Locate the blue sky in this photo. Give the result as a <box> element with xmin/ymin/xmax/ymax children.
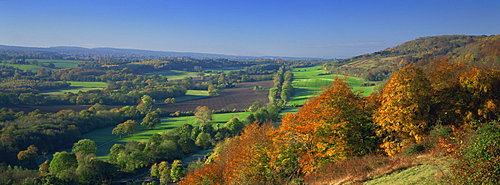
<box><xmin>1</xmin><ymin>0</ymin><xmax>499</xmax><ymax>58</ymax></box>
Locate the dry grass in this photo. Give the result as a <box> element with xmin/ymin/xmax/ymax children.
<box><xmin>304</xmin><ymin>150</ymin><xmax>452</xmax><ymax>185</ymax></box>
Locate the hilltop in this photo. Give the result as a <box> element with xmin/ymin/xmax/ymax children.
<box><xmin>324</xmin><ymin>35</ymin><xmax>499</xmax><ymax>81</ymax></box>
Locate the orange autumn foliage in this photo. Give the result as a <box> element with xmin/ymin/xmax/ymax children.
<box><xmin>457</xmin><ymin>67</ymin><xmax>500</xmax><ymax>123</ymax></box>
<box><xmin>279</xmin><ymin>77</ymin><xmax>376</xmax><ymax>173</ymax></box>
<box><xmin>181</xmin><ymin>123</ymin><xmax>276</xmax><ymax>185</ymax></box>
<box><xmin>182</xmin><ymin>77</ymin><xmax>379</xmax><ymax>184</ymax></box>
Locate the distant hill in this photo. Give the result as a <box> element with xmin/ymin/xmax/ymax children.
<box><xmin>324</xmin><ymin>35</ymin><xmax>499</xmax><ymax>81</ymax></box>
<box><xmin>0</xmin><ymin>45</ymin><xmax>318</xmax><ymax>60</ymax></box>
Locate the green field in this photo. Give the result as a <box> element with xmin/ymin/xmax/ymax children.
<box><xmin>28</xmin><ymin>59</ymin><xmax>82</xmax><ymax>69</ymax></box>
<box><xmin>171</xmin><ymin>90</ymin><xmax>211</xmax><ymax>103</ymax></box>
<box><xmin>0</xmin><ymin>60</ymin><xmax>81</xmax><ymax>72</ymax></box>
<box><xmin>204</xmin><ymin>67</ymin><xmax>246</xmax><ymax>71</ymax></box>
<box><xmin>0</xmin><ymin>63</ymin><xmax>43</xmax><ymax>72</ymax></box>
<box><xmin>287</xmin><ymin>66</ymin><xmax>375</xmax><ymax>106</ymax></box>
<box><xmin>279</xmin><ymin>107</ymin><xmax>299</xmax><ymax>116</ymax></box>
<box><xmin>41</xmin><ymin>81</ymin><xmax>109</xmax><ymax>95</ymax></box>
<box><xmin>85</xmin><ymin>111</ymin><xmax>252</xmax><ymax>158</ymax></box>
<box><xmin>146</xmin><ymin>67</ymin><xmax>246</xmax><ymax>80</ymax></box>
<box><xmin>145</xmin><ymin>70</ymin><xmax>199</xmax><ymax>80</ymax></box>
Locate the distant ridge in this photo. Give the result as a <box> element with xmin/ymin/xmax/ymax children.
<box><xmin>0</xmin><ymin>45</ymin><xmax>321</xmax><ymax>60</ymax></box>
<box><xmin>323</xmin><ymin>34</ymin><xmax>499</xmax><ymax>81</ymax></box>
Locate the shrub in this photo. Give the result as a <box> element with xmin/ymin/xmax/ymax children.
<box><xmin>424</xmin><ymin>124</ymin><xmax>453</xmax><ymax>150</ymax></box>
<box><xmin>403</xmin><ymin>144</ymin><xmax>425</xmax><ymax>155</ymax></box>
<box><xmin>449</xmin><ymin>120</ymin><xmax>500</xmax><ymax>184</ymax></box>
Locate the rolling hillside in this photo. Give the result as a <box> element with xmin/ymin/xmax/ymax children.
<box><xmin>324</xmin><ymin>35</ymin><xmax>499</xmax><ymax>81</ymax></box>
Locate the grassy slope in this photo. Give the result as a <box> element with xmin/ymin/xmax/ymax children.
<box><xmin>326</xmin><ymin>35</ymin><xmax>488</xmax><ymax>80</ymax></box>
<box><xmin>364</xmin><ymin>155</ymin><xmax>452</xmax><ymax>185</ymax></box>
<box><xmin>41</xmin><ymin>81</ymin><xmax>109</xmax><ymax>95</ymax></box>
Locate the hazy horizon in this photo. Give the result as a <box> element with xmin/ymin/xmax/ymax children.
<box><xmin>1</xmin><ymin>0</ymin><xmax>499</xmax><ymax>58</ymax></box>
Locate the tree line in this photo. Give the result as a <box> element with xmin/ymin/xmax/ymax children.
<box><xmin>268</xmin><ymin>66</ymin><xmax>294</xmax><ymax>104</ymax></box>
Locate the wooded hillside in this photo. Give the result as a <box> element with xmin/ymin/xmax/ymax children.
<box><xmin>323</xmin><ymin>35</ymin><xmax>499</xmax><ymax>81</ymax></box>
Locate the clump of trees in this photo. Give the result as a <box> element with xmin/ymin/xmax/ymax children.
<box><xmin>268</xmin><ymin>66</ymin><xmax>294</xmax><ymax>103</ymax></box>
<box><xmin>0</xmin><ymin>96</ymin><xmax>164</xmax><ymax>166</ymax></box>
<box><xmin>1</xmin><ymin>138</ymin><xmax>117</xmax><ymax>184</ymax></box>
<box><xmin>112</xmin><ymin>120</ymin><xmax>138</xmax><ymax>137</ymax></box>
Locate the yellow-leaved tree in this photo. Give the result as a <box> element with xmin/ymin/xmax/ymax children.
<box><xmin>374</xmin><ymin>64</ymin><xmax>432</xmax><ymax>156</ymax></box>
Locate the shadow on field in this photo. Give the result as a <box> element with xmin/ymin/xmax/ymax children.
<box><xmin>40</xmin><ymin>85</ymin><xmax>84</xmax><ymax>94</ymax></box>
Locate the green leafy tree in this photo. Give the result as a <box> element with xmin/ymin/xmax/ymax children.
<box><xmin>178</xmin><ymin>138</ymin><xmax>198</xmax><ymax>154</ymax></box>
<box><xmin>18</xmin><ymin>92</ymin><xmax>46</xmax><ymax>105</ymax></box>
<box><xmin>142</xmin><ymin>111</ymin><xmax>160</xmax><ymax>129</ymax></box>
<box><xmin>112</xmin><ymin>123</ymin><xmax>126</xmax><ymax>137</ymax></box>
<box><xmin>248</xmin><ymin>101</ymin><xmax>261</xmax><ymax>112</ymax></box>
<box><xmin>120</xmin><ymin>106</ymin><xmax>140</xmax><ymax>119</ymax></box>
<box><xmin>136</xmin><ymin>95</ymin><xmax>155</xmax><ymax>114</ymax></box>
<box><xmin>112</xmin><ymin>120</ymin><xmax>138</xmax><ymax>137</ymax></box>
<box><xmin>217</xmin><ymin>73</ymin><xmax>226</xmax><ymax>85</ymax></box>
<box><xmin>225</xmin><ymin>118</ymin><xmax>245</xmax><ymax>135</ymax></box>
<box><xmin>268</xmin><ymin>87</ymin><xmax>279</xmax><ymax>102</ymax></box>
<box><xmin>208</xmin><ymin>84</ymin><xmax>218</xmax><ymax>96</ymax></box>
<box><xmin>151</xmin><ymin>161</ymin><xmax>171</xmax><ymax>184</ymax></box>
<box><xmin>195</xmin><ymin>132</ymin><xmax>213</xmax><ymax>149</ymax></box>
<box><xmin>170</xmin><ymin>160</ymin><xmax>184</xmax><ymax>182</ymax></box>
<box><xmin>76</xmin><ymin>158</ymin><xmax>116</xmax><ymax>185</ymax></box>
<box><xmin>72</xmin><ymin>139</ymin><xmax>97</xmax><ymax>155</ymax></box>
<box><xmin>49</xmin><ymin>152</ymin><xmax>78</xmax><ymax>180</ymax></box>
<box><xmin>176</xmin><ymin>124</ymin><xmax>194</xmax><ymax>139</ymax></box>
<box><xmin>109</xmin><ymin>141</ymin><xmax>149</xmax><ymax>172</ymax></box>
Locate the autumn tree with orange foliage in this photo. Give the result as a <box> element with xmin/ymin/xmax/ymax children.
<box><xmin>278</xmin><ymin>77</ymin><xmax>378</xmax><ymax>173</ymax></box>
<box><xmin>180</xmin><ymin>123</ymin><xmax>277</xmax><ymax>185</ymax></box>
<box><xmin>374</xmin><ymin>65</ymin><xmax>432</xmax><ymax>156</ymax></box>
<box><xmin>457</xmin><ymin>68</ymin><xmax>500</xmax><ymax>123</ymax></box>
<box><xmin>422</xmin><ymin>58</ymin><xmax>470</xmax><ymax>126</ymax></box>
<box><xmin>182</xmin><ymin>77</ymin><xmax>380</xmax><ymax>184</ymax></box>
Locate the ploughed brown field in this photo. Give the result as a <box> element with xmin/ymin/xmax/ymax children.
<box><xmin>4</xmin><ymin>81</ymin><xmax>273</xmax><ymax>113</ymax></box>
